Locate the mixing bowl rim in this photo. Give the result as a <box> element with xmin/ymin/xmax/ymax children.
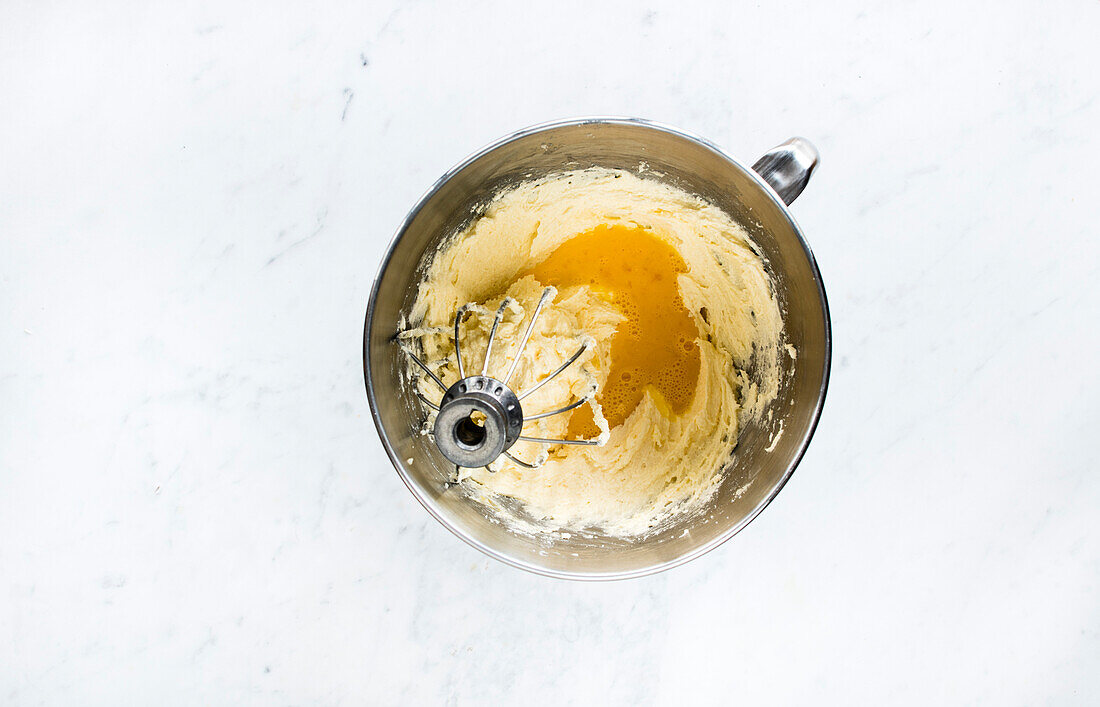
<box><xmin>362</xmin><ymin>116</ymin><xmax>832</xmax><ymax>581</ymax></box>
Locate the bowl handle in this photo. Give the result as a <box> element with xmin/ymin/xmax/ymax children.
<box><xmin>752</xmin><ymin>137</ymin><xmax>819</xmax><ymax>206</ymax></box>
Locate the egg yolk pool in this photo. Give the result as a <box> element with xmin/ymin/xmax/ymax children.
<box><xmin>527</xmin><ymin>224</ymin><xmax>700</xmax><ymax>438</ymax></box>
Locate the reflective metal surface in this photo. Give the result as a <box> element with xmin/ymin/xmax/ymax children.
<box><xmin>432</xmin><ymin>376</ymin><xmax>522</xmax><ymax>469</ymax></box>
<box><xmin>752</xmin><ymin>137</ymin><xmax>819</xmax><ymax>205</ymax></box>
<box><xmin>363</xmin><ymin>118</ymin><xmax>831</xmax><ymax>580</ymax></box>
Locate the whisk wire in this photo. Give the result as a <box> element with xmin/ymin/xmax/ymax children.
<box><xmin>501</xmin><ymin>288</ymin><xmax>554</xmax><ymax>386</ymax></box>
<box><xmin>482</xmin><ymin>298</ymin><xmax>515</xmax><ymax>377</ymax></box>
<box><xmin>518</xmin><ymin>435</ymin><xmax>600</xmax><ymax>446</ymax></box>
<box><xmin>516</xmin><ymin>341</ymin><xmax>589</xmax><ymax>401</ymax></box>
<box><xmin>502</xmin><ymin>450</ymin><xmax>540</xmax><ymax>469</ymax></box>
<box><xmin>414</xmin><ymin>388</ymin><xmax>440</xmax><ymax>411</ymax></box>
<box><xmin>524</xmin><ymin>394</ymin><xmax>593</xmax><ymax>421</ymax></box>
<box><xmin>452</xmin><ymin>303</ymin><xmax>475</xmax><ymax>379</ymax></box>
<box><xmin>403</xmin><ymin>350</ymin><xmax>448</xmax><ymax>393</ymax></box>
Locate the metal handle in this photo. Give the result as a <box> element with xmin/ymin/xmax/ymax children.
<box><xmin>751</xmin><ymin>137</ymin><xmax>819</xmax><ymax>205</ymax></box>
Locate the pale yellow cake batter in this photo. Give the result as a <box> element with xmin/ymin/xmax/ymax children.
<box><xmin>402</xmin><ymin>168</ymin><xmax>784</xmax><ymax>535</ymax></box>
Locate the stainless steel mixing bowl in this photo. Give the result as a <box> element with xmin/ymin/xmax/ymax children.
<box><xmin>363</xmin><ymin>118</ymin><xmax>830</xmax><ymax>580</ymax></box>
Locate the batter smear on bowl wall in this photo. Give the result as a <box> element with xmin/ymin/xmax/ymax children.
<box><xmin>400</xmin><ymin>168</ymin><xmax>786</xmax><ymax>536</ymax></box>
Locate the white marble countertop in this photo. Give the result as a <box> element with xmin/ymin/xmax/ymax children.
<box><xmin>2</xmin><ymin>1</ymin><xmax>1098</xmax><ymax>704</ymax></box>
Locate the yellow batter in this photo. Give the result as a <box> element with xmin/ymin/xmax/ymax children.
<box><xmin>403</xmin><ymin>168</ymin><xmax>784</xmax><ymax>535</ymax></box>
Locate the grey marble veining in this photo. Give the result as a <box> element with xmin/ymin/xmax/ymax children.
<box><xmin>1</xmin><ymin>0</ymin><xmax>1098</xmax><ymax>703</ymax></box>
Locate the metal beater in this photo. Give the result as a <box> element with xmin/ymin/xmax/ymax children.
<box><xmin>398</xmin><ymin>287</ymin><xmax>600</xmax><ymax>472</ymax></box>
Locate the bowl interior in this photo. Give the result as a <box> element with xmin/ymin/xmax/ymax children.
<box><xmin>365</xmin><ymin>119</ymin><xmax>829</xmax><ymax>578</ymax></box>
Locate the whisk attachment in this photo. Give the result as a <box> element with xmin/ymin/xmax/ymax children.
<box><xmin>398</xmin><ymin>287</ymin><xmax>601</xmax><ymax>469</ymax></box>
